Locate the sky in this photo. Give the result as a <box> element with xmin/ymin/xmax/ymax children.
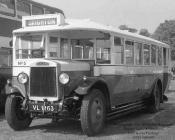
<box><xmin>34</xmin><ymin>0</ymin><xmax>175</xmax><ymax>33</ymax></box>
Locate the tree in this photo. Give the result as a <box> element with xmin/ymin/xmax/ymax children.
<box><xmin>139</xmin><ymin>28</ymin><xmax>150</xmax><ymax>37</ymax></box>
<box><xmin>118</xmin><ymin>25</ymin><xmax>137</xmax><ymax>33</ymax></box>
<box><xmin>128</xmin><ymin>28</ymin><xmax>137</xmax><ymax>33</ymax></box>
<box><xmin>153</xmin><ymin>20</ymin><xmax>175</xmax><ymax>46</ymax></box>
<box><xmin>119</xmin><ymin>25</ymin><xmax>128</xmax><ymax>30</ymax></box>
<box><xmin>152</xmin><ymin>20</ymin><xmax>175</xmax><ymax>60</ymax></box>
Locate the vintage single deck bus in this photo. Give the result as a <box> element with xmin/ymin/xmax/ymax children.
<box><xmin>5</xmin><ymin>14</ymin><xmax>171</xmax><ymax>136</ymax></box>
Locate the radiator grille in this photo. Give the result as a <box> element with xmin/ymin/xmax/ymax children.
<box><xmin>30</xmin><ymin>67</ymin><xmax>57</xmax><ymax>97</ymax></box>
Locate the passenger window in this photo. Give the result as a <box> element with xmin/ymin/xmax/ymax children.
<box><xmin>163</xmin><ymin>48</ymin><xmax>167</xmax><ymax>66</ymax></box>
<box><xmin>125</xmin><ymin>40</ymin><xmax>134</xmax><ymax>65</ymax></box>
<box><xmin>158</xmin><ymin>47</ymin><xmax>162</xmax><ymax>66</ymax></box>
<box><xmin>0</xmin><ymin>0</ymin><xmax>15</xmax><ymax>16</ymax></box>
<box><xmin>96</xmin><ymin>39</ymin><xmax>111</xmax><ymax>64</ymax></box>
<box><xmin>151</xmin><ymin>45</ymin><xmax>156</xmax><ymax>65</ymax></box>
<box><xmin>45</xmin><ymin>9</ymin><xmax>55</xmax><ymax>14</ymax></box>
<box><xmin>168</xmin><ymin>48</ymin><xmax>170</xmax><ymax>62</ymax></box>
<box><xmin>112</xmin><ymin>36</ymin><xmax>124</xmax><ymax>64</ymax></box>
<box><xmin>60</xmin><ymin>38</ymin><xmax>71</xmax><ymax>59</ymax></box>
<box><xmin>17</xmin><ymin>1</ymin><xmax>30</xmax><ymax>16</ymax></box>
<box><xmin>168</xmin><ymin>49</ymin><xmax>170</xmax><ymax>61</ymax></box>
<box><xmin>48</xmin><ymin>36</ymin><xmax>58</xmax><ymax>57</ymax></box>
<box><xmin>135</xmin><ymin>42</ymin><xmax>142</xmax><ymax>65</ymax></box>
<box><xmin>0</xmin><ymin>48</ymin><xmax>11</xmax><ymax>67</ymax></box>
<box><xmin>144</xmin><ymin>44</ymin><xmax>150</xmax><ymax>65</ymax></box>
<box><xmin>32</xmin><ymin>6</ymin><xmax>43</xmax><ymax>15</ymax></box>
<box><xmin>71</xmin><ymin>39</ymin><xmax>94</xmax><ymax>60</ymax></box>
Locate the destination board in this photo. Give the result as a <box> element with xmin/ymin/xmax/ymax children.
<box><xmin>26</xmin><ymin>18</ymin><xmax>57</xmax><ymax>27</ymax></box>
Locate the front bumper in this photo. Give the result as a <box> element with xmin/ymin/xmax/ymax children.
<box><xmin>27</xmin><ymin>96</ymin><xmax>80</xmax><ymax>119</ymax></box>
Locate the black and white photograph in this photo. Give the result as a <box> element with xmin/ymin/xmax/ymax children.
<box><xmin>0</xmin><ymin>0</ymin><xmax>175</xmax><ymax>139</ymax></box>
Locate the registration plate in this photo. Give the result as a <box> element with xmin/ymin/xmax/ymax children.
<box><xmin>29</xmin><ymin>103</ymin><xmax>58</xmax><ymax>112</ymax></box>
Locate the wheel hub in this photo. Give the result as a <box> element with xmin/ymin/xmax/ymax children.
<box><xmin>96</xmin><ymin>107</ymin><xmax>102</xmax><ymax>120</ymax></box>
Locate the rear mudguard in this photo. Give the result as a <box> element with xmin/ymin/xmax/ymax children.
<box><xmin>75</xmin><ymin>76</ymin><xmax>108</xmax><ymax>95</ymax></box>
<box><xmin>151</xmin><ymin>78</ymin><xmax>163</xmax><ymax>103</ymax></box>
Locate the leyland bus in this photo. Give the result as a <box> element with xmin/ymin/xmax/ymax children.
<box><xmin>0</xmin><ymin>0</ymin><xmax>64</xmax><ymax>108</ymax></box>
<box><xmin>5</xmin><ymin>14</ymin><xmax>171</xmax><ymax>136</ymax></box>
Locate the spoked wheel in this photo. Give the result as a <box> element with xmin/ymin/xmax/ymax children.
<box><xmin>5</xmin><ymin>95</ymin><xmax>32</xmax><ymax>130</ymax></box>
<box><xmin>148</xmin><ymin>83</ymin><xmax>161</xmax><ymax>113</ymax></box>
<box><xmin>80</xmin><ymin>89</ymin><xmax>106</xmax><ymax>136</ymax></box>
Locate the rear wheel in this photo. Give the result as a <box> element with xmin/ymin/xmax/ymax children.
<box><xmin>5</xmin><ymin>95</ymin><xmax>32</xmax><ymax>130</ymax></box>
<box><xmin>80</xmin><ymin>89</ymin><xmax>106</xmax><ymax>136</ymax></box>
<box><xmin>148</xmin><ymin>83</ymin><xmax>161</xmax><ymax>113</ymax></box>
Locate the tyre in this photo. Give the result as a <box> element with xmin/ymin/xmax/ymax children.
<box><xmin>80</xmin><ymin>89</ymin><xmax>106</xmax><ymax>136</ymax></box>
<box><xmin>148</xmin><ymin>83</ymin><xmax>161</xmax><ymax>113</ymax></box>
<box><xmin>5</xmin><ymin>95</ymin><xmax>32</xmax><ymax>130</ymax></box>
<box><xmin>0</xmin><ymin>93</ymin><xmax>6</xmax><ymax>111</ymax></box>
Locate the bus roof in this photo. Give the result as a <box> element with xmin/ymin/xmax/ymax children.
<box><xmin>13</xmin><ymin>17</ymin><xmax>169</xmax><ymax>48</ymax></box>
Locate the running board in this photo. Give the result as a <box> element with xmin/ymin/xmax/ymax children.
<box><xmin>107</xmin><ymin>100</ymin><xmax>146</xmax><ymax>120</ymax></box>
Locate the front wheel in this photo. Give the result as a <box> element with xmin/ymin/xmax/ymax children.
<box><xmin>80</xmin><ymin>89</ymin><xmax>106</xmax><ymax>136</ymax></box>
<box><xmin>5</xmin><ymin>95</ymin><xmax>32</xmax><ymax>130</ymax></box>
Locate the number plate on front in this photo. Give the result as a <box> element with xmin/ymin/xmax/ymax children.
<box><xmin>29</xmin><ymin>103</ymin><xmax>57</xmax><ymax>112</ymax></box>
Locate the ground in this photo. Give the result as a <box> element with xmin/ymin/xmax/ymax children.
<box><xmin>1</xmin><ymin>81</ymin><xmax>175</xmax><ymax>140</ymax></box>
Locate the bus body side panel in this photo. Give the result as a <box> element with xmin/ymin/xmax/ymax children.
<box><xmin>94</xmin><ymin>65</ymin><xmax>164</xmax><ymax>107</ymax></box>
<box><xmin>102</xmin><ymin>74</ymin><xmax>160</xmax><ymax>106</ymax></box>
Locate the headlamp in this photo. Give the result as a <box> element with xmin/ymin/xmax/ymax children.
<box><xmin>18</xmin><ymin>73</ymin><xmax>28</xmax><ymax>84</ymax></box>
<box><xmin>59</xmin><ymin>73</ymin><xmax>69</xmax><ymax>84</ymax></box>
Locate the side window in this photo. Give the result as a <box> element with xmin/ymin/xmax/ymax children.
<box><xmin>158</xmin><ymin>47</ymin><xmax>162</xmax><ymax>66</ymax></box>
<box><xmin>49</xmin><ymin>36</ymin><xmax>58</xmax><ymax>57</ymax></box>
<box><xmin>96</xmin><ymin>39</ymin><xmax>111</xmax><ymax>64</ymax></box>
<box><xmin>0</xmin><ymin>0</ymin><xmax>15</xmax><ymax>16</ymax></box>
<box><xmin>144</xmin><ymin>44</ymin><xmax>150</xmax><ymax>65</ymax></box>
<box><xmin>168</xmin><ymin>49</ymin><xmax>170</xmax><ymax>61</ymax></box>
<box><xmin>0</xmin><ymin>49</ymin><xmax>11</xmax><ymax>67</ymax></box>
<box><xmin>135</xmin><ymin>42</ymin><xmax>142</xmax><ymax>65</ymax></box>
<box><xmin>17</xmin><ymin>1</ymin><xmax>30</xmax><ymax>17</ymax></box>
<box><xmin>60</xmin><ymin>38</ymin><xmax>71</xmax><ymax>59</ymax></box>
<box><xmin>151</xmin><ymin>45</ymin><xmax>156</xmax><ymax>65</ymax></box>
<box><xmin>168</xmin><ymin>48</ymin><xmax>170</xmax><ymax>63</ymax></box>
<box><xmin>113</xmin><ymin>36</ymin><xmax>124</xmax><ymax>64</ymax></box>
<box><xmin>125</xmin><ymin>40</ymin><xmax>134</xmax><ymax>65</ymax></box>
<box><xmin>71</xmin><ymin>39</ymin><xmax>94</xmax><ymax>60</ymax></box>
<box><xmin>45</xmin><ymin>9</ymin><xmax>55</xmax><ymax>14</ymax></box>
<box><xmin>32</xmin><ymin>5</ymin><xmax>44</xmax><ymax>15</ymax></box>
<box><xmin>163</xmin><ymin>47</ymin><xmax>167</xmax><ymax>66</ymax></box>
<box><xmin>71</xmin><ymin>40</ymin><xmax>83</xmax><ymax>59</ymax></box>
<box><xmin>0</xmin><ymin>54</ymin><xmax>9</xmax><ymax>67</ymax></box>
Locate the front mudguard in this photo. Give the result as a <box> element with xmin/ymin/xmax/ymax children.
<box><xmin>5</xmin><ymin>84</ymin><xmax>25</xmax><ymax>97</ymax></box>
<box><xmin>75</xmin><ymin>77</ymin><xmax>107</xmax><ymax>95</ymax></box>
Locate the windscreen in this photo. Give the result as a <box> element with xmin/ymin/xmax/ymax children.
<box><xmin>15</xmin><ymin>34</ymin><xmax>45</xmax><ymax>59</ymax></box>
